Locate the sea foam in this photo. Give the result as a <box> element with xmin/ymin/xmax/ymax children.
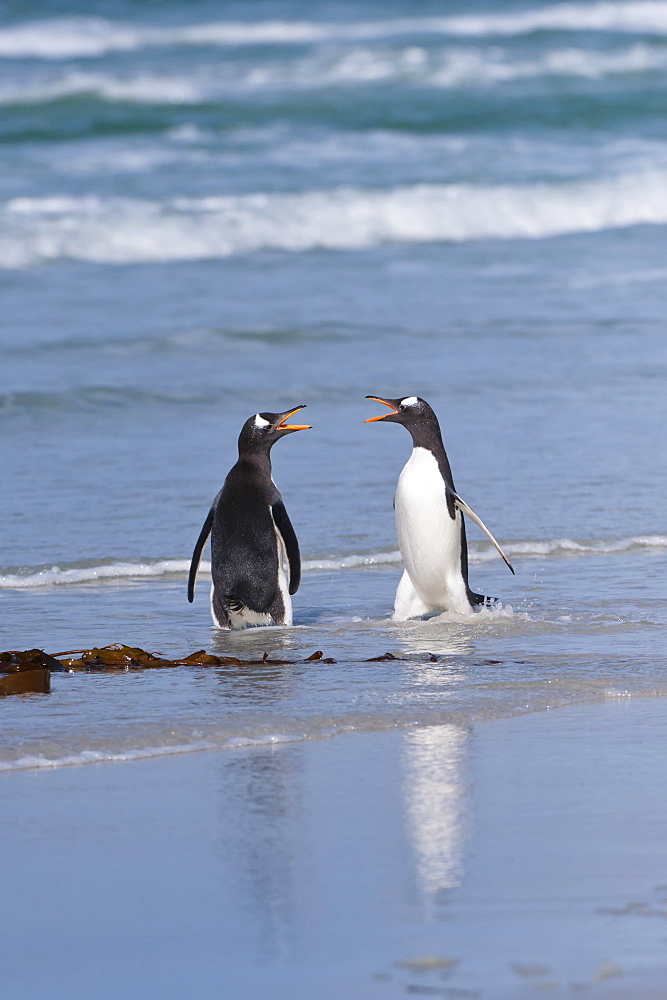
<box><xmin>0</xmin><ymin>741</ymin><xmax>218</xmax><ymax>772</ymax></box>
<box><xmin>0</xmin><ymin>42</ymin><xmax>663</xmax><ymax>106</ymax></box>
<box><xmin>1</xmin><ymin>536</ymin><xmax>665</xmax><ymax>588</ymax></box>
<box><xmin>3</xmin><ymin>170</ymin><xmax>667</xmax><ymax>267</ymax></box>
<box><xmin>4</xmin><ymin>6</ymin><xmax>667</xmax><ymax>60</ymax></box>
<box><xmin>0</xmin><ymin>559</ymin><xmax>199</xmax><ymax>588</ymax></box>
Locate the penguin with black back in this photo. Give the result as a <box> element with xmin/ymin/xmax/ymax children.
<box><xmin>188</xmin><ymin>406</ymin><xmax>311</xmax><ymax>629</ymax></box>
<box><xmin>365</xmin><ymin>395</ymin><xmax>514</xmax><ymax>619</ymax></box>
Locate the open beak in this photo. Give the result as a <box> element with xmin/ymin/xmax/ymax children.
<box><xmin>276</xmin><ymin>405</ymin><xmax>312</xmax><ymax>432</ymax></box>
<box><xmin>364</xmin><ymin>396</ymin><xmax>399</xmax><ymax>423</ymax></box>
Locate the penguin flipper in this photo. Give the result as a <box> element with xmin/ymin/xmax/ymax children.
<box><xmin>272</xmin><ymin>500</ymin><xmax>301</xmax><ymax>596</ymax></box>
<box><xmin>450</xmin><ymin>490</ymin><xmax>515</xmax><ymax>575</ymax></box>
<box><xmin>188</xmin><ymin>506</ymin><xmax>215</xmax><ymax>602</ymax></box>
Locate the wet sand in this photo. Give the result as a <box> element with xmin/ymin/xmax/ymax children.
<box><xmin>3</xmin><ymin>697</ymin><xmax>667</xmax><ymax>999</ymax></box>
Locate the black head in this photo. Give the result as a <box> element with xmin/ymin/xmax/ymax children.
<box><xmin>365</xmin><ymin>395</ymin><xmax>439</xmax><ymax>428</ymax></box>
<box><xmin>365</xmin><ymin>395</ymin><xmax>444</xmax><ymax>450</ymax></box>
<box><xmin>238</xmin><ymin>405</ymin><xmax>311</xmax><ymax>456</ymax></box>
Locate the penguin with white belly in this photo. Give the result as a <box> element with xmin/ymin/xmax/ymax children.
<box><xmin>188</xmin><ymin>406</ymin><xmax>311</xmax><ymax>629</ymax></box>
<box><xmin>365</xmin><ymin>395</ymin><xmax>514</xmax><ymax>619</ymax></box>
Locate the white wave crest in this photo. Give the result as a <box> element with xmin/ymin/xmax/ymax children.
<box><xmin>473</xmin><ymin>535</ymin><xmax>667</xmax><ymax>563</ymax></box>
<box><xmin>0</xmin><ymin>559</ymin><xmax>198</xmax><ymax>588</ymax></box>
<box><xmin>0</xmin><ymin>69</ymin><xmax>206</xmax><ymax>105</ymax></box>
<box><xmin>0</xmin><ymin>740</ymin><xmax>217</xmax><ymax>772</ymax></box>
<box><xmin>0</xmin><ymin>729</ymin><xmax>346</xmax><ymax>771</ymax></box>
<box><xmin>1</xmin><ymin>536</ymin><xmax>665</xmax><ymax>589</ymax></box>
<box><xmin>302</xmin><ymin>551</ymin><xmax>401</xmax><ymax>571</ymax></box>
<box><xmin>0</xmin><ymin>17</ymin><xmax>349</xmax><ymax>59</ymax></box>
<box><xmin>434</xmin><ymin>1</ymin><xmax>667</xmax><ymax>37</ymax></box>
<box><xmin>529</xmin><ymin>42</ymin><xmax>667</xmax><ymax>79</ymax></box>
<box><xmin>0</xmin><ymin>554</ymin><xmax>402</xmax><ymax>588</ymax></box>
<box><xmin>230</xmin><ymin>42</ymin><xmax>667</xmax><ymax>91</ymax></box>
<box><xmin>3</xmin><ymin>170</ymin><xmax>667</xmax><ymax>267</ymax></box>
<box><xmin>0</xmin><ymin>43</ymin><xmax>663</xmax><ymax>106</ymax></box>
<box><xmin>4</xmin><ymin>6</ymin><xmax>667</xmax><ymax>60</ymax></box>
<box><xmin>410</xmin><ymin>42</ymin><xmax>667</xmax><ymax>88</ymax></box>
<box><xmin>0</xmin><ymin>17</ymin><xmax>150</xmax><ymax>58</ymax></box>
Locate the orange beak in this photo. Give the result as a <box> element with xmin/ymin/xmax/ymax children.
<box><xmin>364</xmin><ymin>397</ymin><xmax>399</xmax><ymax>423</ymax></box>
<box><xmin>277</xmin><ymin>405</ymin><xmax>312</xmax><ymax>431</ymax></box>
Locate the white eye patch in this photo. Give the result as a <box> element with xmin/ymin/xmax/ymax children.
<box><xmin>401</xmin><ymin>396</ymin><xmax>419</xmax><ymax>407</ymax></box>
<box><xmin>254</xmin><ymin>414</ymin><xmax>270</xmax><ymax>428</ymax></box>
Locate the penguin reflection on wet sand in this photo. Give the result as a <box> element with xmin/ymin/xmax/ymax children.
<box><xmin>365</xmin><ymin>395</ymin><xmax>514</xmax><ymax>619</ymax></box>
<box><xmin>188</xmin><ymin>407</ymin><xmax>311</xmax><ymax>629</ymax></box>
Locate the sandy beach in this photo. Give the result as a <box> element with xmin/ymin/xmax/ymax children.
<box><xmin>4</xmin><ymin>696</ymin><xmax>667</xmax><ymax>1000</ymax></box>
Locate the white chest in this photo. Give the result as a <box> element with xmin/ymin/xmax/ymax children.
<box><xmin>394</xmin><ymin>447</ymin><xmax>465</xmax><ymax>600</ymax></box>
<box><xmin>395</xmin><ymin>447</ymin><xmax>450</xmax><ymax>532</ymax></box>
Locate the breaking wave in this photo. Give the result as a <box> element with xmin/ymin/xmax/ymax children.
<box><xmin>1</xmin><ymin>536</ymin><xmax>664</xmax><ymax>589</ymax></box>
<box><xmin>0</xmin><ymin>559</ymin><xmax>200</xmax><ymax>588</ymax></box>
<box><xmin>472</xmin><ymin>535</ymin><xmax>667</xmax><ymax>563</ymax></box>
<box><xmin>0</xmin><ymin>43</ymin><xmax>663</xmax><ymax>106</ymax></box>
<box><xmin>0</xmin><ymin>741</ymin><xmax>218</xmax><ymax>772</ymax></box>
<box><xmin>2</xmin><ymin>170</ymin><xmax>667</xmax><ymax>267</ymax></box>
<box><xmin>4</xmin><ymin>5</ymin><xmax>667</xmax><ymax>59</ymax></box>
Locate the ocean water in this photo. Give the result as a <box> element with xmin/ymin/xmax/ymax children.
<box><xmin>1</xmin><ymin>0</ymin><xmax>666</xmax><ymax>771</ymax></box>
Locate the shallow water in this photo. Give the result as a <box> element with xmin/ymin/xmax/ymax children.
<box><xmin>1</xmin><ymin>0</ymin><xmax>666</xmax><ymax>770</ymax></box>
<box><xmin>5</xmin><ymin>700</ymin><xmax>667</xmax><ymax>999</ymax></box>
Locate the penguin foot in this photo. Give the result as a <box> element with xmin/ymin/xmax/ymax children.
<box><xmin>470</xmin><ymin>591</ymin><xmax>499</xmax><ymax>607</ymax></box>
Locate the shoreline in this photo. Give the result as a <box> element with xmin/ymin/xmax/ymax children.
<box><xmin>3</xmin><ymin>698</ymin><xmax>667</xmax><ymax>998</ymax></box>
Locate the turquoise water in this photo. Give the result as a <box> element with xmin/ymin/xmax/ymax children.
<box><xmin>1</xmin><ymin>0</ymin><xmax>666</xmax><ymax>768</ymax></box>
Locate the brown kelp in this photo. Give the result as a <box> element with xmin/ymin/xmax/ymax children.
<box><xmin>0</xmin><ymin>643</ymin><xmax>439</xmax><ymax>696</ymax></box>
